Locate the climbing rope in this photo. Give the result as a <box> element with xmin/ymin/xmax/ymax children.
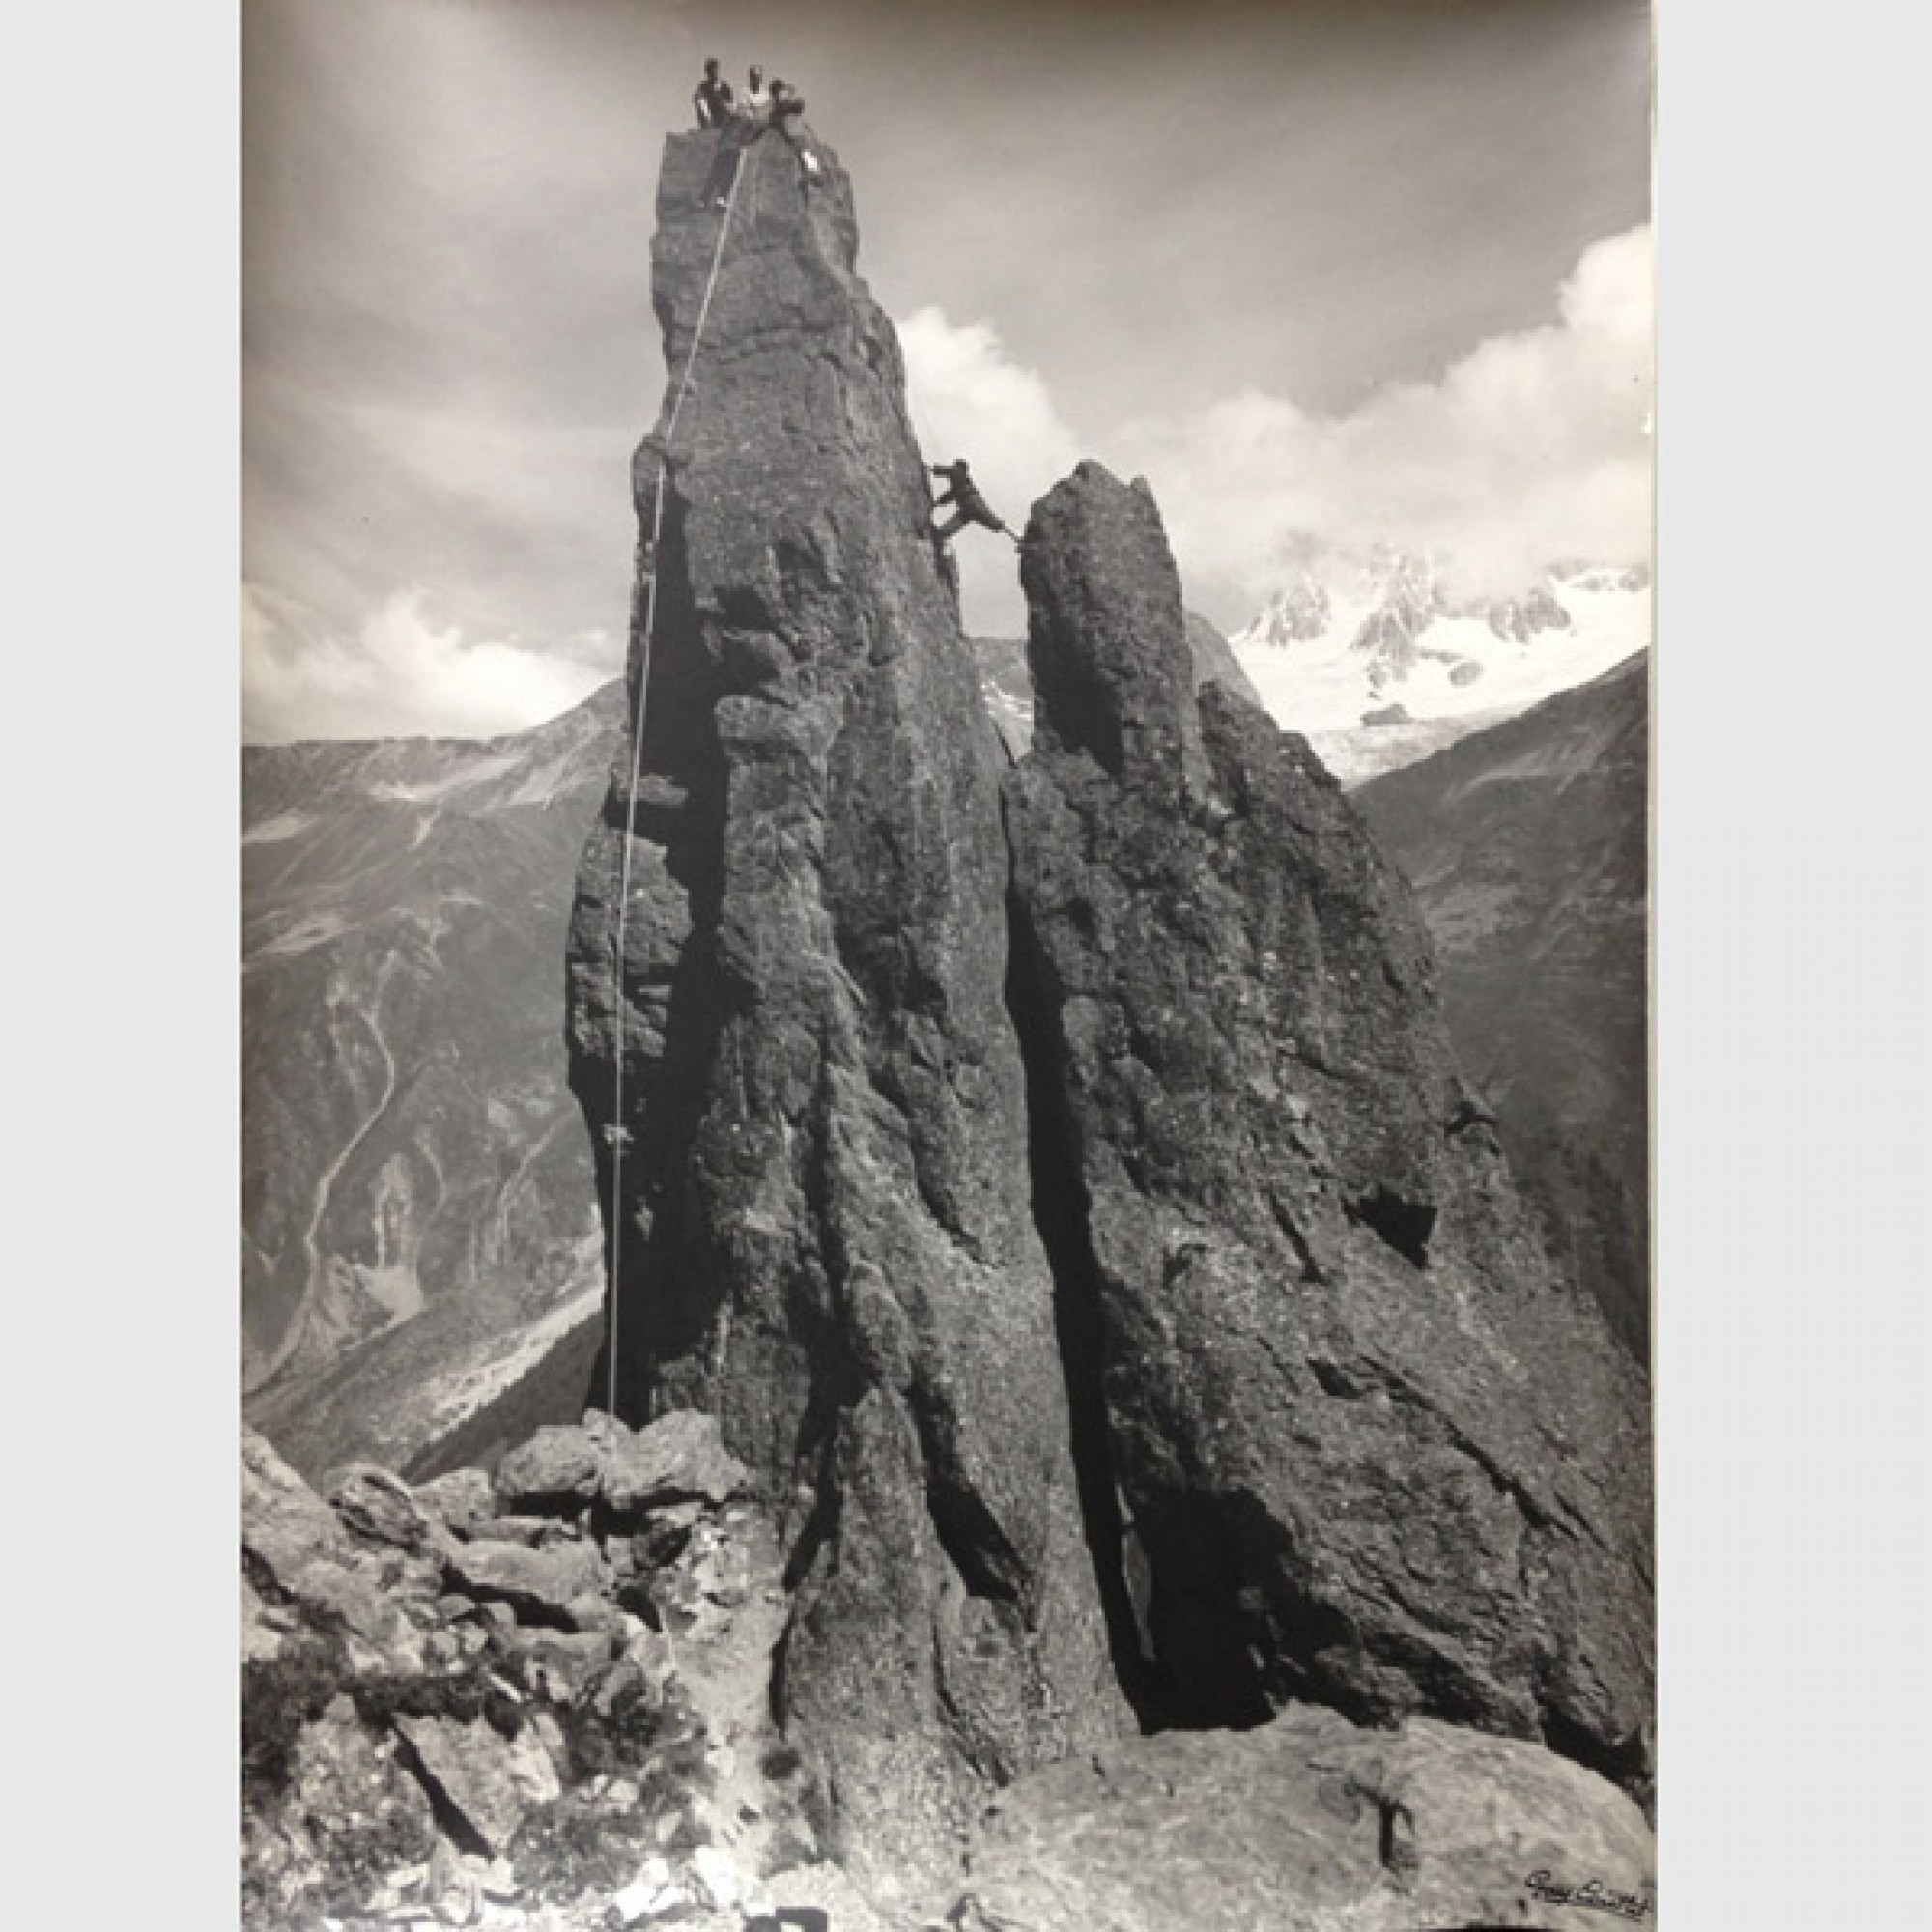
<box><xmin>605</xmin><ymin>137</ymin><xmax>757</xmax><ymax>1419</ymax></box>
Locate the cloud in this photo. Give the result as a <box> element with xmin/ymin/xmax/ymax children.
<box><xmin>242</xmin><ymin>582</ymin><xmax>619</xmax><ymax>743</ymax></box>
<box><xmin>1110</xmin><ymin>225</ymin><xmax>1656</xmax><ymax>618</ymax></box>
<box><xmin>243</xmin><ymin>231</ymin><xmax>1653</xmax><ymax>741</ymax></box>
<box><xmin>897</xmin><ymin>307</ymin><xmax>1081</xmax><ymax>638</ymax></box>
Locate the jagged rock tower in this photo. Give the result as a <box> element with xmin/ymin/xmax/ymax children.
<box><xmin>569</xmin><ymin>127</ymin><xmax>1653</xmax><ymax>1899</ymax></box>
<box><xmin>1005</xmin><ymin>464</ymin><xmax>1653</xmax><ymax>1780</ymax></box>
<box><xmin>564</xmin><ymin>131</ymin><xmax>1122</xmax><ymax>1892</ymax></box>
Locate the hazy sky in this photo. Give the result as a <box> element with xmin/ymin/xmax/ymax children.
<box><xmin>242</xmin><ymin>0</ymin><xmax>1654</xmax><ymax>742</ymax></box>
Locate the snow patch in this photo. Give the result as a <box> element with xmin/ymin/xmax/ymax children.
<box><xmin>1232</xmin><ymin>557</ymin><xmax>1649</xmax><ymax>785</ymax></box>
<box><xmin>254</xmin><ymin>909</ymin><xmax>351</xmax><ymax>959</ymax></box>
<box><xmin>242</xmin><ymin>811</ymin><xmax>315</xmax><ymax>846</ymax></box>
<box><xmin>369</xmin><ymin>754</ymin><xmax>518</xmax><ymax>805</ymax></box>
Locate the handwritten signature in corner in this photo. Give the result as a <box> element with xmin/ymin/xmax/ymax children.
<box><xmin>1524</xmin><ymin>1868</ymin><xmax>1655</xmax><ymax>1921</ymax></box>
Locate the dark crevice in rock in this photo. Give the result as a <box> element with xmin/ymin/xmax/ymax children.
<box><xmin>1344</xmin><ymin>1185</ymin><xmax>1436</xmax><ymax>1269</ymax></box>
<box><xmin>908</xmin><ymin>1380</ymin><xmax>1028</xmax><ymax>1605</ymax></box>
<box><xmin>776</xmin><ymin>1122</ymin><xmax>866</xmax><ymax>1598</ymax></box>
<box><xmin>1002</xmin><ymin>878</ymin><xmax>1179</xmax><ymax>1728</ymax></box>
<box><xmin>585</xmin><ymin>1012</ymin><xmax>734</xmax><ymax>1418</ymax></box>
<box><xmin>1140</xmin><ymin>1489</ymin><xmax>1347</xmax><ymax>1732</ymax></box>
<box><xmin>779</xmin><ymin>1463</ymin><xmax>840</xmax><ymax>1599</ymax></box>
<box><xmin>1541</xmin><ymin>1704</ymin><xmax>1655</xmax><ymax>1816</ymax></box>
<box><xmin>1267</xmin><ymin>1193</ymin><xmax>1329</xmax><ymax>1285</ymax></box>
<box><xmin>1370</xmin><ymin>1788</ymin><xmax>1420</xmax><ymax>1883</ymax></box>
<box><xmin>388</xmin><ymin>1731</ymin><xmax>495</xmax><ymax>1861</ymax></box>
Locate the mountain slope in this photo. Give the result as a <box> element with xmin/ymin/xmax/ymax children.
<box><xmin>242</xmin><ymin>683</ymin><xmax>626</xmax><ymax>1476</ymax></box>
<box><xmin>1355</xmin><ymin>650</ymin><xmax>1650</xmax><ymax>1354</ymax></box>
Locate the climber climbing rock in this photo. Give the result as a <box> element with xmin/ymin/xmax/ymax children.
<box><xmin>692</xmin><ymin>57</ymin><xmax>735</xmax><ymax>128</ymax></box>
<box><xmin>929</xmin><ymin>459</ymin><xmax>1017</xmax><ymax>545</ymax></box>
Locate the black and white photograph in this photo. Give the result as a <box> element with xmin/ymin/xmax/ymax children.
<box><xmin>237</xmin><ymin>3</ymin><xmax>1662</xmax><ymax>1925</ymax></box>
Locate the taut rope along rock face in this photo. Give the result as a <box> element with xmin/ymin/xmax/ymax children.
<box><xmin>564</xmin><ymin>129</ymin><xmax>1122</xmax><ymax>1899</ymax></box>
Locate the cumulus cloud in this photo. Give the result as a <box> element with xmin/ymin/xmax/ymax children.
<box><xmin>243</xmin><ymin>231</ymin><xmax>1651</xmax><ymax>741</ymax></box>
<box><xmin>895</xmin><ymin>230</ymin><xmax>1652</xmax><ymax>639</ymax></box>
<box><xmin>1112</xmin><ymin>225</ymin><xmax>1656</xmax><ymax>618</ymax></box>
<box><xmin>898</xmin><ymin>308</ymin><xmax>1082</xmax><ymax>638</ymax></box>
<box><xmin>242</xmin><ymin>582</ymin><xmax>619</xmax><ymax>743</ymax></box>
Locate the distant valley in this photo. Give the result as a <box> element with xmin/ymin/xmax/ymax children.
<box><xmin>243</xmin><ymin>628</ymin><xmax>1648</xmax><ymax>1485</ymax></box>
<box><xmin>242</xmin><ymin>687</ymin><xmax>625</xmax><ymax>1477</ymax></box>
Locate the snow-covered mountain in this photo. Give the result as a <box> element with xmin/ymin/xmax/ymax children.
<box><xmin>1230</xmin><ymin>546</ymin><xmax>1651</xmax><ymax>785</ymax></box>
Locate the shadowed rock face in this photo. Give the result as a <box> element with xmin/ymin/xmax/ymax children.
<box><xmin>1004</xmin><ymin>463</ymin><xmax>1653</xmax><ymax>1785</ymax></box>
<box><xmin>1356</xmin><ymin>652</ymin><xmax>1651</xmax><ymax>1358</ymax></box>
<box><xmin>563</xmin><ymin>130</ymin><xmax>1120</xmax><ymax>1898</ymax></box>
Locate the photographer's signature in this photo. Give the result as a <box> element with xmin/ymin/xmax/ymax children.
<box><xmin>1524</xmin><ymin>1868</ymin><xmax>1654</xmax><ymax>1921</ymax></box>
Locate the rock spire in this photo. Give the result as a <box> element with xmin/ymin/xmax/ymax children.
<box><xmin>567</xmin><ymin>129</ymin><xmax>1653</xmax><ymax>1893</ymax></box>
<box><xmin>1005</xmin><ymin>462</ymin><xmax>1653</xmax><ymax>1779</ymax></box>
<box><xmin>564</xmin><ymin>128</ymin><xmax>1120</xmax><ymax>1897</ymax></box>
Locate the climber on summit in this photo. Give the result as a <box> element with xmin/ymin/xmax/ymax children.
<box><xmin>767</xmin><ymin>78</ymin><xmax>823</xmax><ymax>185</ymax></box>
<box><xmin>701</xmin><ymin>75</ymin><xmax>816</xmax><ymax>207</ymax></box>
<box><xmin>929</xmin><ymin>459</ymin><xmax>1014</xmax><ymax>544</ymax></box>
<box><xmin>692</xmin><ymin>57</ymin><xmax>735</xmax><ymax>129</ymax></box>
<box><xmin>765</xmin><ymin>77</ymin><xmax>807</xmax><ymax>134</ymax></box>
<box><xmin>739</xmin><ymin>64</ymin><xmax>773</xmax><ymax>117</ymax></box>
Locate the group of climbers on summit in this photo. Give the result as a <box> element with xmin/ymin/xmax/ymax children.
<box><xmin>690</xmin><ymin>59</ymin><xmax>1016</xmax><ymax>564</ymax></box>
<box><xmin>692</xmin><ymin>57</ymin><xmax>817</xmax><ymax>207</ymax></box>
<box><xmin>691</xmin><ymin>56</ymin><xmax>800</xmax><ymax>132</ymax></box>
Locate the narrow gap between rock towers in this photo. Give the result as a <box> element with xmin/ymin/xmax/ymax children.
<box><xmin>1004</xmin><ymin>871</ymin><xmax>1267</xmax><ymax>1737</ymax></box>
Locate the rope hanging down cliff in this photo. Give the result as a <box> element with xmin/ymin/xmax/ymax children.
<box><xmin>604</xmin><ymin>139</ymin><xmax>756</xmax><ymax>1420</ymax></box>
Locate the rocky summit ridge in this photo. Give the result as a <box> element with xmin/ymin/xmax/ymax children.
<box><xmin>242</xmin><ymin>121</ymin><xmax>1653</xmax><ymax>1928</ymax></box>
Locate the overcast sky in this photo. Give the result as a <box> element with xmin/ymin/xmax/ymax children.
<box><xmin>242</xmin><ymin>0</ymin><xmax>1654</xmax><ymax>743</ymax></box>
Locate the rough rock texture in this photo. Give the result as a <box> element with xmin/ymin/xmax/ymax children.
<box><xmin>241</xmin><ymin>1421</ymin><xmax>825</xmax><ymax>1930</ymax></box>
<box><xmin>242</xmin><ymin>1429</ymin><xmax>430</xmax><ymax>1675</ymax></box>
<box><xmin>1358</xmin><ymin>650</ymin><xmax>1652</xmax><ymax>1356</ymax></box>
<box><xmin>396</xmin><ymin>1711</ymin><xmax>564</xmax><ymax>1856</ymax></box>
<box><xmin>563</xmin><ymin>128</ymin><xmax>1120</xmax><ymax>1898</ymax></box>
<box><xmin>1004</xmin><ymin>464</ymin><xmax>1653</xmax><ymax>1785</ymax></box>
<box><xmin>601</xmin><ymin>1408</ymin><xmax>751</xmax><ymax>1515</ymax></box>
<box><xmin>243</xmin><ymin>1415</ymin><xmax>1654</xmax><ymax>1930</ymax></box>
<box><xmin>445</xmin><ymin>1536</ymin><xmax>609</xmax><ymax>1622</ymax></box>
<box><xmin>979</xmin><ymin>610</ymin><xmax>1262</xmax><ymax>760</ymax></box>
<box><xmin>939</xmin><ymin>1701</ymin><xmax>1655</xmax><ymax>1932</ymax></box>
<box><xmin>495</xmin><ymin>1424</ymin><xmax>607</xmax><ymax>1514</ymax></box>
